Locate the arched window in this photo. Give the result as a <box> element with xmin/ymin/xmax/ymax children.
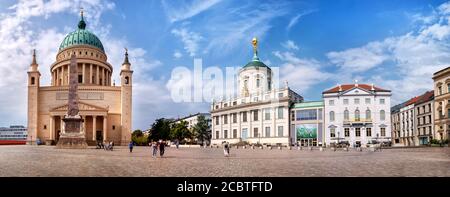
<box><xmin>366</xmin><ymin>109</ymin><xmax>371</xmax><ymax>120</ymax></box>
<box><xmin>380</xmin><ymin>110</ymin><xmax>386</xmax><ymax>121</ymax></box>
<box><xmin>256</xmin><ymin>79</ymin><xmax>260</xmax><ymax>88</ymax></box>
<box><xmin>344</xmin><ymin>110</ymin><xmax>349</xmax><ymax>120</ymax></box>
<box><xmin>125</xmin><ymin>76</ymin><xmax>129</xmax><ymax>85</ymax></box>
<box><xmin>355</xmin><ymin>109</ymin><xmax>360</xmax><ymax>121</ymax></box>
<box><xmin>329</xmin><ymin>111</ymin><xmax>335</xmax><ymax>122</ymax></box>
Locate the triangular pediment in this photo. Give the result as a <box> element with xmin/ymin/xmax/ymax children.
<box><xmin>340</xmin><ymin>87</ymin><xmax>373</xmax><ymax>96</ymax></box>
<box><xmin>51</xmin><ymin>101</ymin><xmax>108</xmax><ymax>112</ymax></box>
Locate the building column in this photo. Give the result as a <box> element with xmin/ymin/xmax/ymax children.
<box><xmin>96</xmin><ymin>65</ymin><xmax>99</xmax><ymax>85</ymax></box>
<box><xmin>82</xmin><ymin>63</ymin><xmax>86</xmax><ymax>84</ymax></box>
<box><xmin>103</xmin><ymin>116</ymin><xmax>108</xmax><ymax>141</ymax></box>
<box><xmin>102</xmin><ymin>68</ymin><xmax>105</xmax><ymax>86</ymax></box>
<box><xmin>90</xmin><ymin>64</ymin><xmax>93</xmax><ymax>84</ymax></box>
<box><xmin>60</xmin><ymin>115</ymin><xmax>64</xmax><ymax>134</ymax></box>
<box><xmin>49</xmin><ymin>116</ymin><xmax>54</xmax><ymax>140</ymax></box>
<box><xmin>82</xmin><ymin>115</ymin><xmax>86</xmax><ymax>137</ymax></box>
<box><xmin>92</xmin><ymin>115</ymin><xmax>97</xmax><ymax>141</ymax></box>
<box><xmin>61</xmin><ymin>66</ymin><xmax>65</xmax><ymax>85</ymax></box>
<box><xmin>67</xmin><ymin>64</ymin><xmax>70</xmax><ymax>85</ymax></box>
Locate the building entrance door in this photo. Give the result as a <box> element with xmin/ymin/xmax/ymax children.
<box><xmin>300</xmin><ymin>138</ymin><xmax>317</xmax><ymax>146</ymax></box>
<box><xmin>96</xmin><ymin>131</ymin><xmax>103</xmax><ymax>141</ymax></box>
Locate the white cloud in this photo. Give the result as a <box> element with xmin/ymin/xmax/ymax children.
<box><xmin>173</xmin><ymin>50</ymin><xmax>183</xmax><ymax>59</ymax></box>
<box><xmin>273</xmin><ymin>51</ymin><xmax>330</xmax><ymax>93</ymax></box>
<box><xmin>281</xmin><ymin>40</ymin><xmax>299</xmax><ymax>50</ymax></box>
<box><xmin>327</xmin><ymin>41</ymin><xmax>389</xmax><ymax>73</ymax></box>
<box><xmin>171</xmin><ymin>28</ymin><xmax>203</xmax><ymax>57</ymax></box>
<box><xmin>162</xmin><ymin>0</ymin><xmax>222</xmax><ymax>23</ymax></box>
<box><xmin>286</xmin><ymin>9</ymin><xmax>317</xmax><ymax>31</ymax></box>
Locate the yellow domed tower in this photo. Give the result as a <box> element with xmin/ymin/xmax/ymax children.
<box><xmin>27</xmin><ymin>10</ymin><xmax>133</xmax><ymax>146</ymax></box>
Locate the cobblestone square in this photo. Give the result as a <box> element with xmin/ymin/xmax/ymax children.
<box><xmin>0</xmin><ymin>146</ymin><xmax>448</xmax><ymax>177</ymax></box>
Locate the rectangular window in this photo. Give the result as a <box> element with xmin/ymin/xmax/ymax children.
<box><xmin>264</xmin><ymin>108</ymin><xmax>271</xmax><ymax>120</ymax></box>
<box><xmin>365</xmin><ymin>98</ymin><xmax>371</xmax><ymax>104</ymax></box>
<box><xmin>215</xmin><ymin>131</ymin><xmax>219</xmax><ymax>139</ymax></box>
<box><xmin>344</xmin><ymin>128</ymin><xmax>349</xmax><ymax>137</ymax></box>
<box><xmin>381</xmin><ymin>128</ymin><xmax>386</xmax><ymax>137</ymax></box>
<box><xmin>233</xmin><ymin>113</ymin><xmax>237</xmax><ymax>123</ymax></box>
<box><xmin>278</xmin><ymin>107</ymin><xmax>284</xmax><ymax>119</ymax></box>
<box><xmin>354</xmin><ymin>98</ymin><xmax>360</xmax><ymax>105</ymax></box>
<box><xmin>278</xmin><ymin>93</ymin><xmax>284</xmax><ymax>98</ymax></box>
<box><xmin>233</xmin><ymin>129</ymin><xmax>237</xmax><ymax>138</ymax></box>
<box><xmin>215</xmin><ymin>116</ymin><xmax>219</xmax><ymax>125</ymax></box>
<box><xmin>343</xmin><ymin>99</ymin><xmax>349</xmax><ymax>105</ymax></box>
<box><xmin>253</xmin><ymin>128</ymin><xmax>258</xmax><ymax>138</ymax></box>
<box><xmin>291</xmin><ymin>111</ymin><xmax>295</xmax><ymax>121</ymax></box>
<box><xmin>224</xmin><ymin>130</ymin><xmax>228</xmax><ymax>139</ymax></box>
<box><xmin>330</xmin><ymin>128</ymin><xmax>335</xmax><ymax>138</ymax></box>
<box><xmin>78</xmin><ymin>75</ymin><xmax>83</xmax><ymax>83</ymax></box>
<box><xmin>277</xmin><ymin>126</ymin><xmax>283</xmax><ymax>137</ymax></box>
<box><xmin>242</xmin><ymin>112</ymin><xmax>247</xmax><ymax>122</ymax></box>
<box><xmin>366</xmin><ymin>128</ymin><xmax>372</xmax><ymax>137</ymax></box>
<box><xmin>223</xmin><ymin>115</ymin><xmax>228</xmax><ymax>124</ymax></box>
<box><xmin>253</xmin><ymin>110</ymin><xmax>259</xmax><ymax>121</ymax></box>
<box><xmin>265</xmin><ymin>127</ymin><xmax>271</xmax><ymax>137</ymax></box>
<box><xmin>355</xmin><ymin>128</ymin><xmax>361</xmax><ymax>137</ymax></box>
<box><xmin>318</xmin><ymin>109</ymin><xmax>323</xmax><ymax>120</ymax></box>
<box><xmin>329</xmin><ymin>100</ymin><xmax>334</xmax><ymax>106</ymax></box>
<box><xmin>380</xmin><ymin>99</ymin><xmax>385</xmax><ymax>104</ymax></box>
<box><xmin>438</xmin><ymin>86</ymin><xmax>442</xmax><ymax>95</ymax></box>
<box><xmin>296</xmin><ymin>109</ymin><xmax>318</xmax><ymax>121</ymax></box>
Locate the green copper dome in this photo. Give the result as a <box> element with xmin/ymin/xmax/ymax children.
<box><xmin>58</xmin><ymin>13</ymin><xmax>104</xmax><ymax>52</ymax></box>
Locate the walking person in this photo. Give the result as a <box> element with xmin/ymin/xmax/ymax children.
<box><xmin>128</xmin><ymin>141</ymin><xmax>134</xmax><ymax>153</ymax></box>
<box><xmin>151</xmin><ymin>141</ymin><xmax>158</xmax><ymax>158</ymax></box>
<box><xmin>223</xmin><ymin>142</ymin><xmax>229</xmax><ymax>157</ymax></box>
<box><xmin>159</xmin><ymin>140</ymin><xmax>165</xmax><ymax>157</ymax></box>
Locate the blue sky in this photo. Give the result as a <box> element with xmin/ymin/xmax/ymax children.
<box><xmin>1</xmin><ymin>0</ymin><xmax>450</xmax><ymax>130</ymax></box>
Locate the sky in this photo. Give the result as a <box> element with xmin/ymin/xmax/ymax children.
<box><xmin>1</xmin><ymin>0</ymin><xmax>450</xmax><ymax>130</ymax></box>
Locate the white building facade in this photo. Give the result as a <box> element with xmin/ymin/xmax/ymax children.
<box><xmin>0</xmin><ymin>125</ymin><xmax>27</xmax><ymax>140</ymax></box>
<box><xmin>210</xmin><ymin>38</ymin><xmax>303</xmax><ymax>146</ymax></box>
<box><xmin>175</xmin><ymin>113</ymin><xmax>211</xmax><ymax>130</ymax></box>
<box><xmin>323</xmin><ymin>83</ymin><xmax>392</xmax><ymax>147</ymax></box>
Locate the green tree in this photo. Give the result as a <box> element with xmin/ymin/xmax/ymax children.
<box><xmin>131</xmin><ymin>129</ymin><xmax>148</xmax><ymax>145</ymax></box>
<box><xmin>170</xmin><ymin>120</ymin><xmax>191</xmax><ymax>143</ymax></box>
<box><xmin>193</xmin><ymin>115</ymin><xmax>210</xmax><ymax>145</ymax></box>
<box><xmin>148</xmin><ymin>118</ymin><xmax>171</xmax><ymax>141</ymax></box>
<box><xmin>132</xmin><ymin>129</ymin><xmax>143</xmax><ymax>137</ymax></box>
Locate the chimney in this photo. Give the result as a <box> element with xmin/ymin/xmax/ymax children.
<box><xmin>371</xmin><ymin>83</ymin><xmax>375</xmax><ymax>91</ymax></box>
<box><xmin>354</xmin><ymin>80</ymin><xmax>358</xmax><ymax>87</ymax></box>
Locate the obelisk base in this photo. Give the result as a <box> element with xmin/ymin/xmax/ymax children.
<box><xmin>56</xmin><ymin>116</ymin><xmax>87</xmax><ymax>149</ymax></box>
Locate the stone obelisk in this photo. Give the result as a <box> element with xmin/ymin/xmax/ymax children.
<box><xmin>56</xmin><ymin>54</ymin><xmax>88</xmax><ymax>149</ymax></box>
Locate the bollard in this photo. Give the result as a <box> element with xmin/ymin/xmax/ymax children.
<box><xmin>260</xmin><ymin>146</ymin><xmax>263</xmax><ymax>149</ymax></box>
<box><xmin>319</xmin><ymin>147</ymin><xmax>324</xmax><ymax>152</ymax></box>
<box><xmin>309</xmin><ymin>147</ymin><xmax>313</xmax><ymax>151</ymax></box>
<box><xmin>288</xmin><ymin>146</ymin><xmax>292</xmax><ymax>150</ymax></box>
<box><xmin>269</xmin><ymin>146</ymin><xmax>272</xmax><ymax>150</ymax></box>
<box><xmin>243</xmin><ymin>145</ymin><xmax>246</xmax><ymax>149</ymax></box>
<box><xmin>251</xmin><ymin>145</ymin><xmax>255</xmax><ymax>149</ymax></box>
<box><xmin>297</xmin><ymin>146</ymin><xmax>301</xmax><ymax>150</ymax></box>
<box><xmin>278</xmin><ymin>146</ymin><xmax>282</xmax><ymax>150</ymax></box>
